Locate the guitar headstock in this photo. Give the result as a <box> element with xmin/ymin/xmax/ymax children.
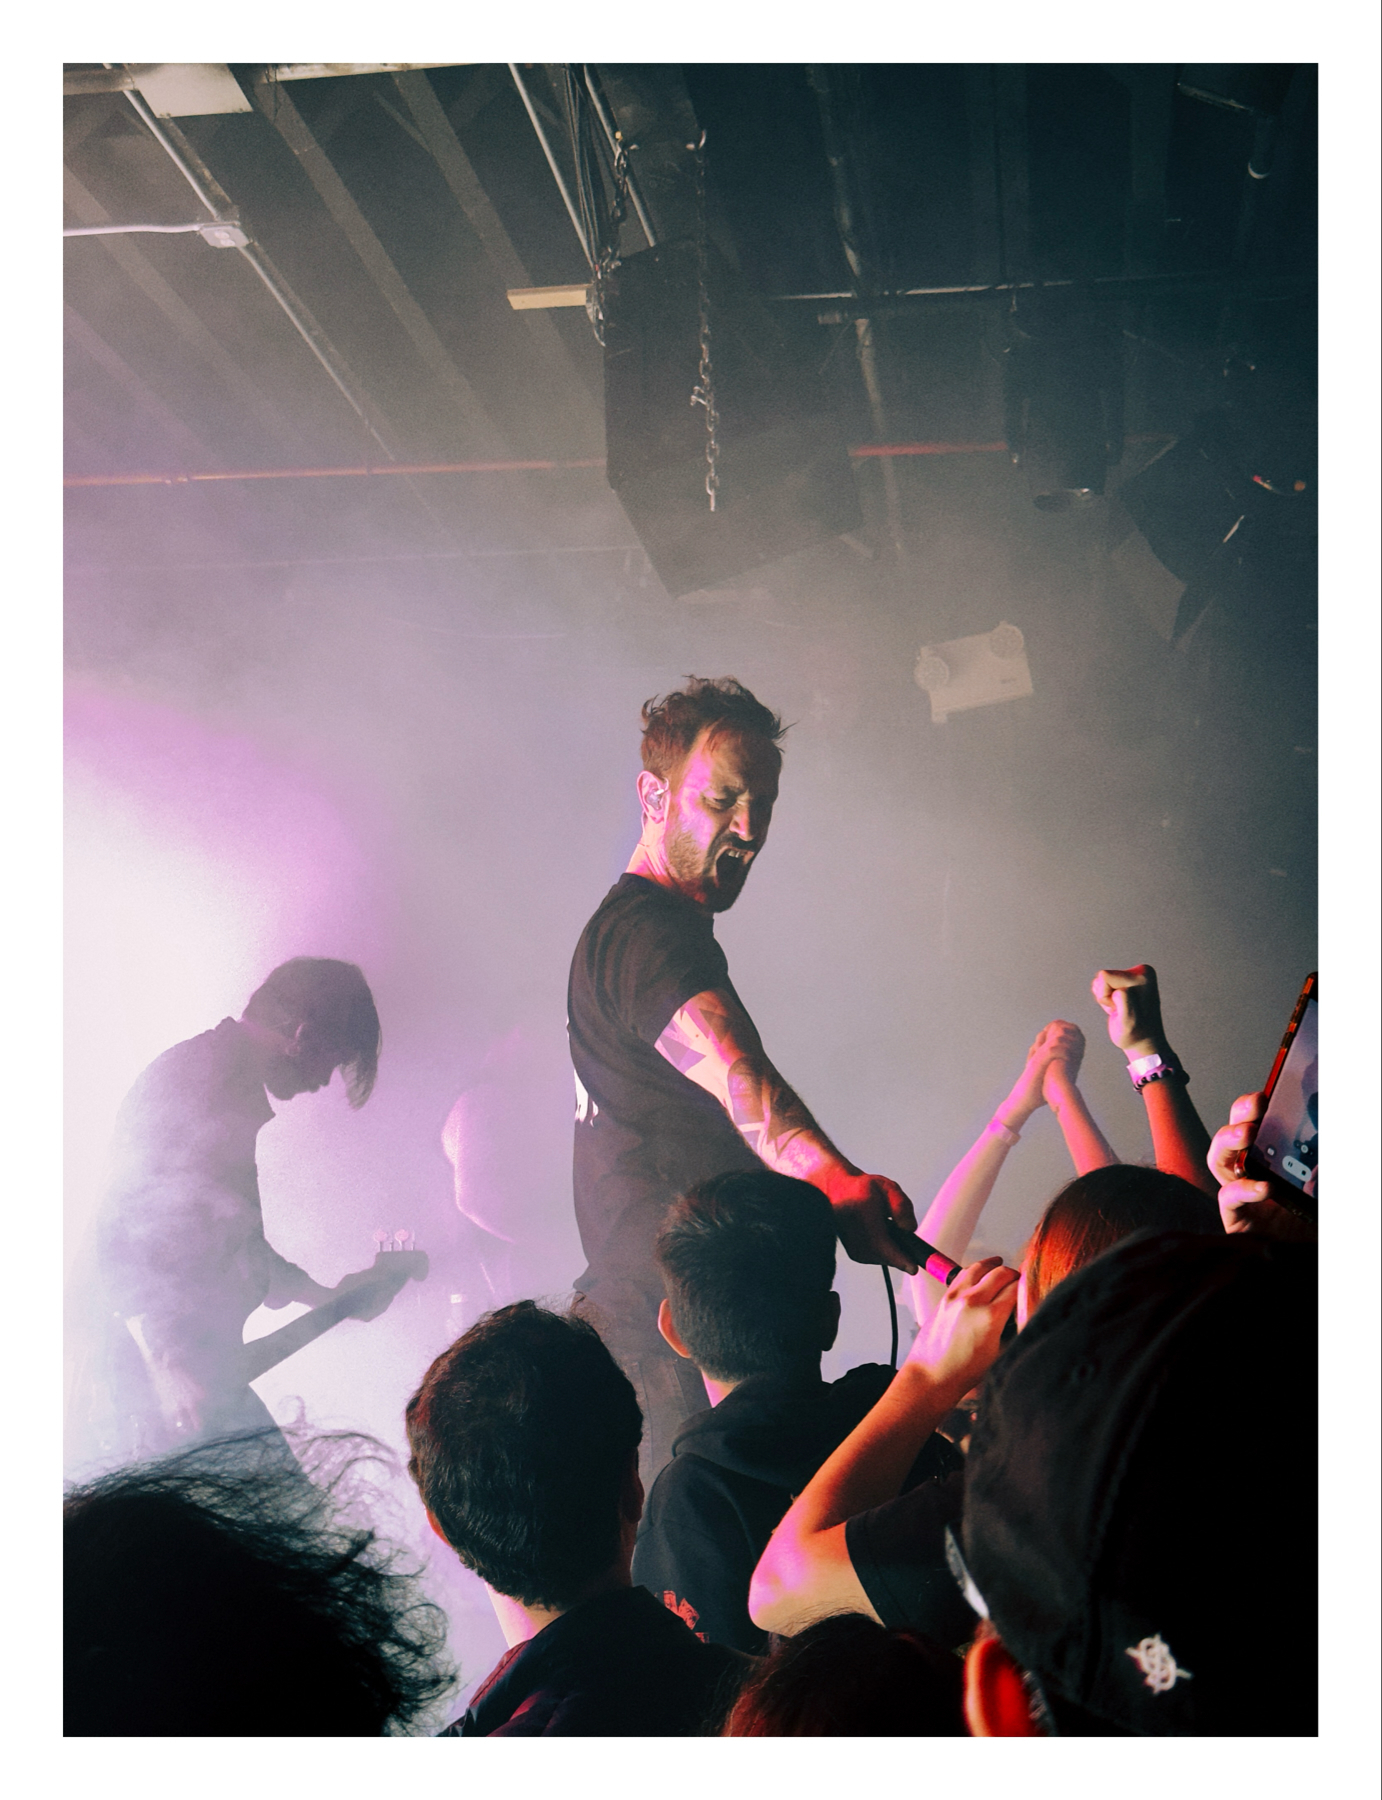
<box><xmin>370</xmin><ymin>1229</ymin><xmax>427</xmax><ymax>1283</ymax></box>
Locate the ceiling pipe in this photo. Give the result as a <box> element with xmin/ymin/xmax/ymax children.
<box><xmin>65</xmin><ymin>222</ymin><xmax>218</xmax><ymax>237</ymax></box>
<box><xmin>581</xmin><ymin>66</ymin><xmax>656</xmax><ymax>247</ymax></box>
<box><xmin>508</xmin><ymin>64</ymin><xmax>595</xmax><ymax>269</ymax></box>
<box><xmin>65</xmin><ymin>440</ymin><xmax>1180</xmax><ymax>490</ymax></box>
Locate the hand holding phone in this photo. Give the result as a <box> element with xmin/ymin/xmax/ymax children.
<box><xmin>1240</xmin><ymin>973</ymin><xmax>1317</xmax><ymax>1220</ymax></box>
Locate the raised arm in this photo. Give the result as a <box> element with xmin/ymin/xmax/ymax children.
<box><xmin>915</xmin><ymin>1021</ymin><xmax>1099</xmax><ymax>1263</ymax></box>
<box><xmin>748</xmin><ymin>1256</ymin><xmax>1019</xmax><ymax>1635</ymax></box>
<box><xmin>1092</xmin><ymin>964</ymin><xmax>1215</xmax><ymax>1194</ymax></box>
<box><xmin>656</xmin><ymin>988</ymin><xmax>919</xmax><ymax>1273</ymax></box>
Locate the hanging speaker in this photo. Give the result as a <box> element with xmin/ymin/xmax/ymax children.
<box><xmin>602</xmin><ymin>238</ymin><xmax>861</xmax><ymax>596</ymax></box>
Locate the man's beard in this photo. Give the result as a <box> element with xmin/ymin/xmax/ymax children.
<box><xmin>663</xmin><ymin>815</ymin><xmax>749</xmax><ymax>911</ymax></box>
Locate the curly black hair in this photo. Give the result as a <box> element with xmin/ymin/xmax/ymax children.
<box><xmin>64</xmin><ymin>1430</ymin><xmax>454</xmax><ymax>1736</ymax></box>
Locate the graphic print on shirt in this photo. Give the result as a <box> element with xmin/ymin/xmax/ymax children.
<box><xmin>662</xmin><ymin>1590</ymin><xmax>708</xmax><ymax>1642</ymax></box>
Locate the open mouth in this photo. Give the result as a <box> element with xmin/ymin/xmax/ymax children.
<box><xmin>715</xmin><ymin>845</ymin><xmax>752</xmax><ymax>876</ymax></box>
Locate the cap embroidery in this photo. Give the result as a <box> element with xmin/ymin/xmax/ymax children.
<box><xmin>1126</xmin><ymin>1634</ymin><xmax>1194</xmax><ymax>1693</ymax></box>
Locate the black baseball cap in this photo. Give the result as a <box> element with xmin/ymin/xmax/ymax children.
<box><xmin>961</xmin><ymin>1230</ymin><xmax>1318</xmax><ymax>1735</ymax></box>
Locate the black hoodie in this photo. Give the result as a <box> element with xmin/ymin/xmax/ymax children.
<box><xmin>631</xmin><ymin>1363</ymin><xmax>963</xmax><ymax>1653</ymax></box>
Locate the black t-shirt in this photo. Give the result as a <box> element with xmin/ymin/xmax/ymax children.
<box><xmin>844</xmin><ymin>1469</ymin><xmax>979</xmax><ymax>1652</ymax></box>
<box><xmin>567</xmin><ymin>875</ymin><xmax>761</xmax><ymax>1344</ymax></box>
<box><xmin>632</xmin><ymin>1365</ymin><xmax>965</xmax><ymax>1654</ymax></box>
<box><xmin>443</xmin><ymin>1585</ymin><xmax>748</xmax><ymax>1736</ymax></box>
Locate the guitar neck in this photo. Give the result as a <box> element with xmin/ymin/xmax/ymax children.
<box><xmin>238</xmin><ymin>1249</ymin><xmax>427</xmax><ymax>1385</ymax></box>
<box><xmin>239</xmin><ymin>1288</ymin><xmax>361</xmax><ymax>1386</ymax></box>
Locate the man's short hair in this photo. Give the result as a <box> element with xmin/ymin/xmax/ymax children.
<box><xmin>405</xmin><ymin>1302</ymin><xmax>643</xmax><ymax>1610</ymax></box>
<box><xmin>243</xmin><ymin>957</ymin><xmax>382</xmax><ymax>1106</ymax></box>
<box><xmin>640</xmin><ymin>677</ymin><xmax>786</xmax><ymax>782</ymax></box>
<box><xmin>656</xmin><ymin>1170</ymin><xmax>837</xmax><ymax>1383</ymax></box>
<box><xmin>962</xmin><ymin>1230</ymin><xmax>1317</xmax><ymax>1736</ymax></box>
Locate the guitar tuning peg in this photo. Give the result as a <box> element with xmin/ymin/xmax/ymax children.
<box><xmin>373</xmin><ymin>1229</ymin><xmax>390</xmax><ymax>1251</ymax></box>
<box><xmin>394</xmin><ymin>1229</ymin><xmax>413</xmax><ymax>1248</ymax></box>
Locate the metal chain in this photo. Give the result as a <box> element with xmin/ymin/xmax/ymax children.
<box><xmin>688</xmin><ymin>130</ymin><xmax>720</xmax><ymax>511</ymax></box>
<box><xmin>586</xmin><ymin>107</ymin><xmax>633</xmax><ymax>347</ymax></box>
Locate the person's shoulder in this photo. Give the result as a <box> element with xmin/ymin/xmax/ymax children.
<box><xmin>119</xmin><ymin>1021</ymin><xmax>235</xmax><ymax>1105</ymax></box>
<box><xmin>577</xmin><ymin>876</ymin><xmax>711</xmax><ymax>957</ymax></box>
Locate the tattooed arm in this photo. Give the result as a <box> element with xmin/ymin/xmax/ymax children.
<box><xmin>656</xmin><ymin>988</ymin><xmax>920</xmax><ymax>1273</ymax></box>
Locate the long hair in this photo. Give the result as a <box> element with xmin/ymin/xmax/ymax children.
<box><xmin>724</xmin><ymin>1613</ymin><xmax>965</xmax><ymax>1736</ymax></box>
<box><xmin>1022</xmin><ymin>1164</ymin><xmax>1221</xmax><ymax>1317</ymax></box>
<box><xmin>243</xmin><ymin>957</ymin><xmax>382</xmax><ymax>1105</ymax></box>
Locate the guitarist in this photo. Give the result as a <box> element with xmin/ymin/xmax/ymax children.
<box><xmin>70</xmin><ymin>958</ymin><xmax>422</xmax><ymax>1471</ymax></box>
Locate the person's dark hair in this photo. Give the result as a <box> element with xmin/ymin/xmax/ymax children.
<box><xmin>724</xmin><ymin>1613</ymin><xmax>965</xmax><ymax>1736</ymax></box>
<box><xmin>405</xmin><ymin>1301</ymin><xmax>642</xmax><ymax>1610</ymax></box>
<box><xmin>243</xmin><ymin>957</ymin><xmax>382</xmax><ymax>1106</ymax></box>
<box><xmin>640</xmin><ymin>676</ymin><xmax>786</xmax><ymax>781</ymax></box>
<box><xmin>657</xmin><ymin>1170</ymin><xmax>837</xmax><ymax>1383</ymax></box>
<box><xmin>64</xmin><ymin>1431</ymin><xmax>453</xmax><ymax>1737</ymax></box>
<box><xmin>1022</xmin><ymin>1164</ymin><xmax>1220</xmax><ymax>1316</ymax></box>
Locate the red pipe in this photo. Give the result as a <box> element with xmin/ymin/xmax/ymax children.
<box><xmin>63</xmin><ymin>437</ymin><xmax>1172</xmax><ymax>489</ymax></box>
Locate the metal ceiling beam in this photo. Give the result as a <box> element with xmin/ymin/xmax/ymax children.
<box><xmin>391</xmin><ymin>71</ymin><xmax>602</xmax><ymax>447</ymax></box>
<box><xmin>64</xmin><ymin>166</ymin><xmax>303</xmax><ymax>453</ymax></box>
<box><xmin>64</xmin><ymin>63</ymin><xmax>469</xmax><ymax>96</ymax></box>
<box><xmin>108</xmin><ymin>96</ymin><xmax>409</xmax><ymax>461</ymax></box>
<box><xmin>251</xmin><ymin>73</ymin><xmax>504</xmax><ymax>457</ymax></box>
<box><xmin>64</xmin><ymin>303</ymin><xmax>214</xmax><ymax>464</ymax></box>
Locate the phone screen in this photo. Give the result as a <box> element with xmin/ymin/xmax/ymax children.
<box><xmin>1252</xmin><ymin>995</ymin><xmax>1318</xmax><ymax>1201</ymax></box>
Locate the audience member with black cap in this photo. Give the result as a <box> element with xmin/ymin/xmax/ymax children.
<box><xmin>958</xmin><ymin>1227</ymin><xmax>1317</xmax><ymax>1735</ymax></box>
<box><xmin>405</xmin><ymin>1301</ymin><xmax>748</xmax><ymax>1735</ymax></box>
<box><xmin>631</xmin><ymin>1169</ymin><xmax>963</xmax><ymax>1653</ymax></box>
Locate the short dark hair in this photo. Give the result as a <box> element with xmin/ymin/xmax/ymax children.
<box><xmin>64</xmin><ymin>1431</ymin><xmax>452</xmax><ymax>1736</ymax></box>
<box><xmin>656</xmin><ymin>1170</ymin><xmax>837</xmax><ymax>1383</ymax></box>
<box><xmin>405</xmin><ymin>1302</ymin><xmax>643</xmax><ymax>1610</ymax></box>
<box><xmin>1022</xmin><ymin>1164</ymin><xmax>1220</xmax><ymax>1316</ymax></box>
<box><xmin>640</xmin><ymin>677</ymin><xmax>786</xmax><ymax>781</ymax></box>
<box><xmin>243</xmin><ymin>957</ymin><xmax>382</xmax><ymax>1106</ymax></box>
<box><xmin>724</xmin><ymin>1612</ymin><xmax>965</xmax><ymax>1736</ymax></box>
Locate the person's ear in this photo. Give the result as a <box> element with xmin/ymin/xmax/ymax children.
<box><xmin>964</xmin><ymin>1626</ymin><xmax>1042</xmax><ymax>1736</ymax></box>
<box><xmin>820</xmin><ymin>1289</ymin><xmax>841</xmax><ymax>1352</ymax></box>
<box><xmin>657</xmin><ymin>1298</ymin><xmax>693</xmax><ymax>1361</ymax></box>
<box><xmin>636</xmin><ymin>769</ymin><xmax>669</xmax><ymax>825</ymax></box>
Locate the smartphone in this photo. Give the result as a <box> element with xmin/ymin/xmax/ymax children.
<box><xmin>1242</xmin><ymin>973</ymin><xmax>1317</xmax><ymax>1218</ymax></box>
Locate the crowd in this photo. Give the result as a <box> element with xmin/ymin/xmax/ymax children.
<box><xmin>65</xmin><ymin>955</ymin><xmax>1317</xmax><ymax>1737</ymax></box>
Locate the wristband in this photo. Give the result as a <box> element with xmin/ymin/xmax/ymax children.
<box><xmin>1127</xmin><ymin>1052</ymin><xmax>1187</xmax><ymax>1092</ymax></box>
<box><xmin>987</xmin><ymin>1117</ymin><xmax>1021</xmax><ymax>1147</ymax></box>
